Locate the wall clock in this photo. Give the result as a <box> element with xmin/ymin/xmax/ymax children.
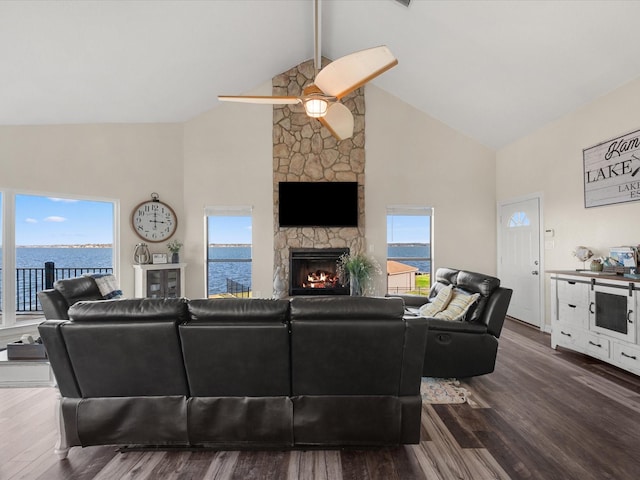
<box><xmin>131</xmin><ymin>193</ymin><xmax>178</xmax><ymax>243</ymax></box>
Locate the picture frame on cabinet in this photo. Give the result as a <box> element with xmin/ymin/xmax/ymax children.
<box><xmin>152</xmin><ymin>253</ymin><xmax>168</xmax><ymax>264</ymax></box>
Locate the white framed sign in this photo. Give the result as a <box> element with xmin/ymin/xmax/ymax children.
<box><xmin>584</xmin><ymin>128</ymin><xmax>640</xmax><ymax>208</ymax></box>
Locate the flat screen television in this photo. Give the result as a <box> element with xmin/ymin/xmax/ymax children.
<box><xmin>278</xmin><ymin>181</ymin><xmax>359</xmax><ymax>227</ymax></box>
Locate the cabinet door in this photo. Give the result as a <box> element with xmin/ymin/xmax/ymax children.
<box><xmin>612</xmin><ymin>342</ymin><xmax>640</xmax><ymax>375</ymax></box>
<box><xmin>554</xmin><ymin>323</ymin><xmax>584</xmax><ymax>352</ymax></box>
<box><xmin>557</xmin><ymin>279</ymin><xmax>589</xmax><ymax>307</ymax></box>
<box><xmin>146</xmin><ymin>270</ymin><xmax>165</xmax><ymax>298</ymax></box>
<box><xmin>165</xmin><ymin>269</ymin><xmax>180</xmax><ymax>298</ymax></box>
<box><xmin>556</xmin><ymin>279</ymin><xmax>590</xmax><ymax>328</ymax></box>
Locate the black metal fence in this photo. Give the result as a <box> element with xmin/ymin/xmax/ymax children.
<box><xmin>226</xmin><ymin>278</ymin><xmax>251</xmax><ymax>297</ymax></box>
<box><xmin>0</xmin><ymin>262</ymin><xmax>113</xmax><ymax>313</ymax></box>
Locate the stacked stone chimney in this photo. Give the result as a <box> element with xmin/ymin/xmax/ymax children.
<box><xmin>272</xmin><ymin>58</ymin><xmax>366</xmax><ymax>290</ymax></box>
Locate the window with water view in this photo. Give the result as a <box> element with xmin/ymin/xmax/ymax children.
<box><xmin>1</xmin><ymin>193</ymin><xmax>115</xmax><ymax>328</ymax></box>
<box><xmin>387</xmin><ymin>206</ymin><xmax>432</xmax><ymax>296</ymax></box>
<box><xmin>206</xmin><ymin>208</ymin><xmax>252</xmax><ymax>298</ymax></box>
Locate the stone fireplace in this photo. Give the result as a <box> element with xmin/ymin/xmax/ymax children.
<box><xmin>272</xmin><ymin>58</ymin><xmax>366</xmax><ymax>296</ymax></box>
<box><xmin>289</xmin><ymin>248</ymin><xmax>349</xmax><ymax>296</ymax></box>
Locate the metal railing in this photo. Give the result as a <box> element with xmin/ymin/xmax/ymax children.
<box><xmin>1</xmin><ymin>262</ymin><xmax>113</xmax><ymax>312</ymax></box>
<box><xmin>226</xmin><ymin>278</ymin><xmax>251</xmax><ymax>297</ymax></box>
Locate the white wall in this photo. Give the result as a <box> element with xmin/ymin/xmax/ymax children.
<box><xmin>496</xmin><ymin>77</ymin><xmax>640</xmax><ymax>328</ymax></box>
<box><xmin>0</xmin><ymin>83</ymin><xmax>500</xmax><ymax>307</ymax></box>
<box><xmin>0</xmin><ymin>123</ymin><xmax>184</xmax><ymax>296</ymax></box>
<box><xmin>181</xmin><ymin>83</ymin><xmax>498</xmax><ymax>298</ymax></box>
<box><xmin>182</xmin><ymin>82</ymin><xmax>274</xmax><ymax>299</ymax></box>
<box><xmin>366</xmin><ymin>85</ymin><xmax>498</xmax><ymax>293</ymax></box>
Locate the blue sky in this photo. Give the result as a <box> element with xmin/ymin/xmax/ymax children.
<box><xmin>208</xmin><ymin>216</ymin><xmax>252</xmax><ymax>244</ymax></box>
<box><xmin>14</xmin><ymin>195</ymin><xmax>114</xmax><ymax>245</ymax></box>
<box><xmin>387</xmin><ymin>215</ymin><xmax>430</xmax><ymax>243</ymax></box>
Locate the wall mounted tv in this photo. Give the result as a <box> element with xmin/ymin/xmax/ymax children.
<box><xmin>278</xmin><ymin>181</ymin><xmax>359</xmax><ymax>227</ymax></box>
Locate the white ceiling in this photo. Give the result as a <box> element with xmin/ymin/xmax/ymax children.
<box><xmin>2</xmin><ymin>0</ymin><xmax>640</xmax><ymax>149</ymax></box>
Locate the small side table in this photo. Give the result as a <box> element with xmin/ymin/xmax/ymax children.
<box><xmin>0</xmin><ymin>349</ymin><xmax>55</xmax><ymax>387</ymax></box>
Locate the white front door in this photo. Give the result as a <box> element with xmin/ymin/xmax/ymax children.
<box><xmin>498</xmin><ymin>196</ymin><xmax>542</xmax><ymax>327</ymax></box>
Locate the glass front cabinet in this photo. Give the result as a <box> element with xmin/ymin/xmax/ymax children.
<box><xmin>551</xmin><ymin>272</ymin><xmax>640</xmax><ymax>375</ymax></box>
<box><xmin>133</xmin><ymin>263</ymin><xmax>186</xmax><ymax>299</ymax></box>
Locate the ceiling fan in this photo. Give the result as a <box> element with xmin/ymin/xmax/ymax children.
<box><xmin>217</xmin><ymin>0</ymin><xmax>398</xmax><ymax>141</ymax></box>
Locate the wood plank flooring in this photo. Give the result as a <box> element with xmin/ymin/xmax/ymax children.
<box><xmin>2</xmin><ymin>318</ymin><xmax>640</xmax><ymax>480</ymax></box>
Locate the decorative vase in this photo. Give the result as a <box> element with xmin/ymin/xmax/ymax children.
<box><xmin>171</xmin><ymin>252</ymin><xmax>179</xmax><ymax>264</ymax></box>
<box><xmin>349</xmin><ymin>274</ymin><xmax>364</xmax><ymax>296</ymax></box>
<box><xmin>590</xmin><ymin>260</ymin><xmax>603</xmax><ymax>272</ymax></box>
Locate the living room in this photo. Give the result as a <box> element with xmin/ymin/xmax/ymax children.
<box><xmin>2</xmin><ymin>1</ymin><xmax>640</xmax><ymax>478</ymax></box>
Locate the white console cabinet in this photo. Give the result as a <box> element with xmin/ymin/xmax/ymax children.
<box><xmin>550</xmin><ymin>272</ymin><xmax>640</xmax><ymax>375</ymax></box>
<box><xmin>133</xmin><ymin>263</ymin><xmax>186</xmax><ymax>299</ymax></box>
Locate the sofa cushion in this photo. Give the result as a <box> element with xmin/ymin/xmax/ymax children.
<box><xmin>69</xmin><ymin>298</ymin><xmax>189</xmax><ymax>322</ymax></box>
<box><xmin>418</xmin><ymin>284</ymin><xmax>452</xmax><ymax>317</ymax></box>
<box><xmin>433</xmin><ymin>289</ymin><xmax>480</xmax><ymax>321</ymax></box>
<box><xmin>54</xmin><ymin>276</ymin><xmax>103</xmax><ymax>306</ymax></box>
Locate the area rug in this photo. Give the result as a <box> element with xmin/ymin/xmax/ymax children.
<box><xmin>420</xmin><ymin>377</ymin><xmax>469</xmax><ymax>404</ymax></box>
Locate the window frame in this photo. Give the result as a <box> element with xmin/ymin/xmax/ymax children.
<box><xmin>0</xmin><ymin>189</ymin><xmax>119</xmax><ymax>329</ymax></box>
<box><xmin>205</xmin><ymin>206</ymin><xmax>253</xmax><ymax>298</ymax></box>
<box><xmin>386</xmin><ymin>205</ymin><xmax>433</xmax><ymax>296</ymax></box>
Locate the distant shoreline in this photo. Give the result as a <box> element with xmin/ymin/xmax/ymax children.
<box><xmin>16</xmin><ymin>244</ymin><xmax>113</xmax><ymax>248</ymax></box>
<box><xmin>12</xmin><ymin>242</ymin><xmax>426</xmax><ymax>248</ymax></box>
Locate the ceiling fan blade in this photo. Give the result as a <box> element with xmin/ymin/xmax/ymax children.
<box><xmin>314</xmin><ymin>45</ymin><xmax>398</xmax><ymax>99</ymax></box>
<box><xmin>319</xmin><ymin>102</ymin><xmax>354</xmax><ymax>141</ymax></box>
<box><xmin>218</xmin><ymin>95</ymin><xmax>301</xmax><ymax>105</ymax></box>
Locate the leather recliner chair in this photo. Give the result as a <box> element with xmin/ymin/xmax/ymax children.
<box><xmin>393</xmin><ymin>267</ymin><xmax>513</xmax><ymax>378</ymax></box>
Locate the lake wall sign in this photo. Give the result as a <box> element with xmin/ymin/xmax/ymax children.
<box><xmin>584</xmin><ymin>128</ymin><xmax>640</xmax><ymax>208</ymax></box>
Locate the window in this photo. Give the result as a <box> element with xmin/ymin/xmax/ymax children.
<box><xmin>1</xmin><ymin>192</ymin><xmax>116</xmax><ymax>328</ymax></box>
<box><xmin>508</xmin><ymin>211</ymin><xmax>530</xmax><ymax>227</ymax></box>
<box><xmin>386</xmin><ymin>206</ymin><xmax>433</xmax><ymax>296</ymax></box>
<box><xmin>206</xmin><ymin>206</ymin><xmax>252</xmax><ymax>298</ymax></box>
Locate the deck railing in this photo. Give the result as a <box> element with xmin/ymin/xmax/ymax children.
<box><xmin>0</xmin><ymin>262</ymin><xmax>113</xmax><ymax>312</ymax></box>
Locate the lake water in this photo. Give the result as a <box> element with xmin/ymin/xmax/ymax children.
<box><xmin>0</xmin><ymin>244</ymin><xmax>430</xmax><ymax>300</ymax></box>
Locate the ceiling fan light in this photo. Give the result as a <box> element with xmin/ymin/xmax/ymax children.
<box><xmin>304</xmin><ymin>97</ymin><xmax>328</xmax><ymax>118</ymax></box>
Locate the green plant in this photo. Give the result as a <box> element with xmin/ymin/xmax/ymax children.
<box><xmin>336</xmin><ymin>251</ymin><xmax>381</xmax><ymax>295</ymax></box>
<box><xmin>167</xmin><ymin>240</ymin><xmax>183</xmax><ymax>253</ymax></box>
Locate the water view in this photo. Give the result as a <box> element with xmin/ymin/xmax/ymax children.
<box><xmin>0</xmin><ymin>243</ymin><xmax>430</xmax><ymax>307</ymax></box>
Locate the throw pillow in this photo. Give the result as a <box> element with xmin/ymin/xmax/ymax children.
<box><xmin>90</xmin><ymin>274</ymin><xmax>123</xmax><ymax>300</ymax></box>
<box><xmin>434</xmin><ymin>289</ymin><xmax>480</xmax><ymax>321</ymax></box>
<box><xmin>418</xmin><ymin>284</ymin><xmax>453</xmax><ymax>317</ymax></box>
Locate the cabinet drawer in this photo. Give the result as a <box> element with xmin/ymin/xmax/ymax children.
<box><xmin>612</xmin><ymin>342</ymin><xmax>640</xmax><ymax>374</ymax></box>
<box><xmin>553</xmin><ymin>323</ymin><xmax>583</xmax><ymax>351</ymax></box>
<box><xmin>557</xmin><ymin>280</ymin><xmax>590</xmax><ymax>307</ymax></box>
<box><xmin>557</xmin><ymin>303</ymin><xmax>589</xmax><ymax>328</ymax></box>
<box><xmin>582</xmin><ymin>332</ymin><xmax>610</xmax><ymax>360</ymax></box>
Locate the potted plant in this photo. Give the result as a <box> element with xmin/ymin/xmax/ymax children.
<box><xmin>336</xmin><ymin>251</ymin><xmax>381</xmax><ymax>296</ymax></box>
<box><xmin>167</xmin><ymin>240</ymin><xmax>183</xmax><ymax>264</ymax></box>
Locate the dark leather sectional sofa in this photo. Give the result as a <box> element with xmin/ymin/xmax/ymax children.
<box><xmin>393</xmin><ymin>267</ymin><xmax>513</xmax><ymax>378</ymax></box>
<box><xmin>38</xmin><ymin>296</ymin><xmax>428</xmax><ymax>458</ymax></box>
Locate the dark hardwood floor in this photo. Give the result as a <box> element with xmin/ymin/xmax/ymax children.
<box><xmin>2</xmin><ymin>317</ymin><xmax>640</xmax><ymax>480</ymax></box>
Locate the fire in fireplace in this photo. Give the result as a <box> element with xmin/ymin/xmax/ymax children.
<box><xmin>289</xmin><ymin>248</ymin><xmax>350</xmax><ymax>296</ymax></box>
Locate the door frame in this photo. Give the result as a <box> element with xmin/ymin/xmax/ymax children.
<box><xmin>497</xmin><ymin>192</ymin><xmax>547</xmax><ymax>332</ymax></box>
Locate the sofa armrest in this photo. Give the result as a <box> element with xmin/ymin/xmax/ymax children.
<box><xmin>399</xmin><ymin>316</ymin><xmax>428</xmax><ymax>395</ymax></box>
<box><xmin>37</xmin><ymin>289</ymin><xmax>70</xmax><ymax>320</ymax></box>
<box><xmin>424</xmin><ymin>317</ymin><xmax>488</xmax><ymax>334</ymax></box>
<box><xmin>38</xmin><ymin>320</ymin><xmax>80</xmax><ymax>397</ymax></box>
<box><xmin>387</xmin><ymin>294</ymin><xmax>430</xmax><ymax>309</ymax></box>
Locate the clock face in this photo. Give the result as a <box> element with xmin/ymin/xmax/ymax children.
<box><xmin>131</xmin><ymin>200</ymin><xmax>177</xmax><ymax>242</ymax></box>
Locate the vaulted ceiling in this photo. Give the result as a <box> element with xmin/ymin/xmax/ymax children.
<box><xmin>2</xmin><ymin>0</ymin><xmax>640</xmax><ymax>149</ymax></box>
